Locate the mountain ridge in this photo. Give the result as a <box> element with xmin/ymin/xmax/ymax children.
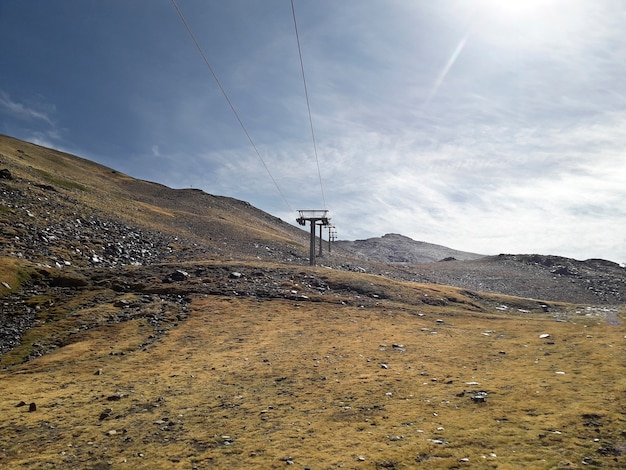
<box><xmin>336</xmin><ymin>232</ymin><xmax>485</xmax><ymax>264</ymax></box>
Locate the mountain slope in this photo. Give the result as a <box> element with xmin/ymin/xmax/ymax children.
<box><xmin>0</xmin><ymin>134</ymin><xmax>312</xmax><ymax>264</ymax></box>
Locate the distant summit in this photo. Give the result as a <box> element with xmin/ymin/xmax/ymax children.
<box><xmin>335</xmin><ymin>233</ymin><xmax>485</xmax><ymax>264</ymax></box>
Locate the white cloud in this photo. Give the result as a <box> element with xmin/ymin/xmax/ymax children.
<box><xmin>0</xmin><ymin>91</ymin><xmax>54</xmax><ymax>126</ymax></box>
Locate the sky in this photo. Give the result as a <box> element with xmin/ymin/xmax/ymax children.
<box><xmin>2</xmin><ymin>0</ymin><xmax>626</xmax><ymax>263</ymax></box>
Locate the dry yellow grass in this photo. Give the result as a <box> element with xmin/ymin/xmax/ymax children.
<box><xmin>1</xmin><ymin>277</ymin><xmax>625</xmax><ymax>469</ymax></box>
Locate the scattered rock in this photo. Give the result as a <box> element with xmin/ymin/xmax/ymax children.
<box><xmin>107</xmin><ymin>394</ymin><xmax>126</xmax><ymax>401</ymax></box>
<box><xmin>164</xmin><ymin>270</ymin><xmax>189</xmax><ymax>283</ymax></box>
<box><xmin>28</xmin><ymin>402</ymin><xmax>37</xmax><ymax>412</ymax></box>
<box><xmin>0</xmin><ymin>168</ymin><xmax>12</xmax><ymax>179</ymax></box>
<box><xmin>428</xmin><ymin>438</ymin><xmax>449</xmax><ymax>445</ymax></box>
<box><xmin>99</xmin><ymin>408</ymin><xmax>112</xmax><ymax>421</ymax></box>
<box><xmin>34</xmin><ymin>183</ymin><xmax>57</xmax><ymax>192</ymax></box>
<box><xmin>552</xmin><ymin>266</ymin><xmax>576</xmax><ymax>276</ymax></box>
<box><xmin>471</xmin><ymin>392</ymin><xmax>488</xmax><ymax>403</ymax></box>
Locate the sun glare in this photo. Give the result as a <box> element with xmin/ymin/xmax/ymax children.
<box><xmin>468</xmin><ymin>0</ymin><xmax>581</xmax><ymax>45</ymax></box>
<box><xmin>496</xmin><ymin>0</ymin><xmax>553</xmax><ymax>16</ymax></box>
<box><xmin>477</xmin><ymin>0</ymin><xmax>563</xmax><ymax>21</ymax></box>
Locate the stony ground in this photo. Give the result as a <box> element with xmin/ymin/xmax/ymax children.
<box><xmin>1</xmin><ymin>266</ymin><xmax>625</xmax><ymax>469</ymax></box>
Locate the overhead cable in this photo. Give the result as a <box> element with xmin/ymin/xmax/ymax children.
<box><xmin>170</xmin><ymin>0</ymin><xmax>293</xmax><ymax>212</ymax></box>
<box><xmin>290</xmin><ymin>0</ymin><xmax>327</xmax><ymax>210</ymax></box>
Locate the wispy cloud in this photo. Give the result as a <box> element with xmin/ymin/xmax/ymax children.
<box><xmin>0</xmin><ymin>91</ymin><xmax>54</xmax><ymax>126</ymax></box>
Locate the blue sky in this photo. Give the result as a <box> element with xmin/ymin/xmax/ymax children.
<box><xmin>2</xmin><ymin>1</ymin><xmax>626</xmax><ymax>263</ymax></box>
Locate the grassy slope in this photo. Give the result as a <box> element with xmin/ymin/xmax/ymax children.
<box><xmin>0</xmin><ymin>135</ymin><xmax>308</xmax><ymax>251</ymax></box>
<box><xmin>1</xmin><ymin>271</ymin><xmax>625</xmax><ymax>469</ymax></box>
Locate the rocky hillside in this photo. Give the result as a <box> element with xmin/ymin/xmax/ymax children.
<box><xmin>336</xmin><ymin>233</ymin><xmax>485</xmax><ymax>263</ymax></box>
<box><xmin>0</xmin><ymin>134</ymin><xmax>316</xmax><ymax>265</ymax></box>
<box><xmin>2</xmin><ymin>133</ymin><xmax>626</xmax><ymax>310</ymax></box>
<box><xmin>399</xmin><ymin>254</ymin><xmax>626</xmax><ymax>305</ymax></box>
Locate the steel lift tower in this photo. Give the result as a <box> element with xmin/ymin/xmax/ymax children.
<box><xmin>327</xmin><ymin>225</ymin><xmax>336</xmax><ymax>253</ymax></box>
<box><xmin>296</xmin><ymin>210</ymin><xmax>330</xmax><ymax>266</ymax></box>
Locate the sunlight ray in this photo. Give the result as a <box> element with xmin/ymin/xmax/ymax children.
<box><xmin>422</xmin><ymin>32</ymin><xmax>470</xmax><ymax>109</ymax></box>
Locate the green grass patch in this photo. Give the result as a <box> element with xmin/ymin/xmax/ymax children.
<box><xmin>34</xmin><ymin>168</ymin><xmax>87</xmax><ymax>191</ymax></box>
<box><xmin>0</xmin><ymin>258</ymin><xmax>41</xmax><ymax>297</ymax></box>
